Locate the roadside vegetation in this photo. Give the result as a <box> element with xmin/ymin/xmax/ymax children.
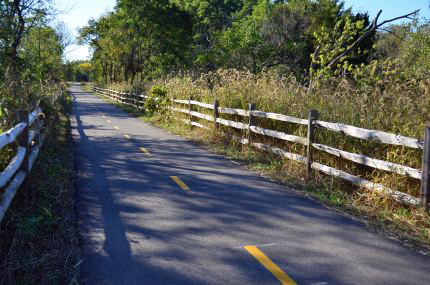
<box><xmin>64</xmin><ymin>61</ymin><xmax>96</xmax><ymax>83</ymax></box>
<box><xmin>1</xmin><ymin>1</ymin><xmax>80</xmax><ymax>283</ymax></box>
<box><xmin>0</xmin><ymin>91</ymin><xmax>79</xmax><ymax>285</ymax></box>
<box><xmin>0</xmin><ymin>0</ymin><xmax>73</xmax><ymax>157</ymax></box>
<box><xmin>92</xmin><ymin>85</ymin><xmax>430</xmax><ymax>253</ymax></box>
<box><xmin>82</xmin><ymin>0</ymin><xmax>430</xmax><ymax>250</ymax></box>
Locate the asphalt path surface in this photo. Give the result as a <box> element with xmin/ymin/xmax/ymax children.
<box><xmin>70</xmin><ymin>83</ymin><xmax>430</xmax><ymax>285</ymax></box>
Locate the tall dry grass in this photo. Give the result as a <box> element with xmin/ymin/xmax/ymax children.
<box><xmin>159</xmin><ymin>69</ymin><xmax>430</xmax><ymax>198</ymax></box>
<box><xmin>106</xmin><ymin>68</ymin><xmax>430</xmax><ymax>245</ymax></box>
<box><xmin>0</xmin><ymin>82</ymin><xmax>65</xmax><ymax>171</ymax></box>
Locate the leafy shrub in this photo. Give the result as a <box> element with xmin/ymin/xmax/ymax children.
<box><xmin>0</xmin><ymin>82</ymin><xmax>66</xmax><ymax>171</ymax></box>
<box><xmin>144</xmin><ymin>85</ymin><xmax>170</xmax><ymax>115</ymax></box>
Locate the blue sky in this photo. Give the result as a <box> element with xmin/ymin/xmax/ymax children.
<box><xmin>55</xmin><ymin>0</ymin><xmax>116</xmax><ymax>61</ymax></box>
<box><xmin>55</xmin><ymin>0</ymin><xmax>430</xmax><ymax>61</ymax></box>
<box><xmin>343</xmin><ymin>0</ymin><xmax>429</xmax><ymax>21</ymax></box>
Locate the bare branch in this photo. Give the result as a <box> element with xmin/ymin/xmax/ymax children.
<box><xmin>376</xmin><ymin>10</ymin><xmax>420</xmax><ymax>28</ymax></box>
<box><xmin>327</xmin><ymin>9</ymin><xmax>420</xmax><ymax>69</ymax></box>
<box><xmin>379</xmin><ymin>28</ymin><xmax>406</xmax><ymax>41</ymax></box>
<box><xmin>369</xmin><ymin>10</ymin><xmax>383</xmax><ymax>29</ymax></box>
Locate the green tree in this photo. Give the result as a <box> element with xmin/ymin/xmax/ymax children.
<box><xmin>310</xmin><ymin>9</ymin><xmax>419</xmax><ymax>78</ymax></box>
<box><xmin>80</xmin><ymin>0</ymin><xmax>192</xmax><ymax>84</ymax></box>
<box><xmin>310</xmin><ymin>13</ymin><xmax>373</xmax><ymax>77</ymax></box>
<box><xmin>172</xmin><ymin>0</ymin><xmax>247</xmax><ymax>70</ymax></box>
<box><xmin>213</xmin><ymin>0</ymin><xmax>347</xmax><ymax>77</ymax></box>
<box><xmin>0</xmin><ymin>0</ymin><xmax>61</xmax><ymax>125</ymax></box>
<box><xmin>20</xmin><ymin>26</ymin><xmax>64</xmax><ymax>82</ymax></box>
<box><xmin>405</xmin><ymin>21</ymin><xmax>430</xmax><ymax>72</ymax></box>
<box><xmin>0</xmin><ymin>0</ymin><xmax>53</xmax><ymax>83</ymax></box>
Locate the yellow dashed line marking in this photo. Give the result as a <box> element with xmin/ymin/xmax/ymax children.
<box><xmin>170</xmin><ymin>176</ymin><xmax>190</xmax><ymax>192</ymax></box>
<box><xmin>114</xmin><ymin>126</ymin><xmax>119</xmax><ymax>130</ymax></box>
<box><xmin>140</xmin><ymin>147</ymin><xmax>152</xmax><ymax>156</ymax></box>
<box><xmin>124</xmin><ymin>134</ymin><xmax>130</xmax><ymax>139</ymax></box>
<box><xmin>244</xmin><ymin>246</ymin><xmax>297</xmax><ymax>285</ymax></box>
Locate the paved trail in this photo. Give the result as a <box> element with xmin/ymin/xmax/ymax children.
<box><xmin>70</xmin><ymin>83</ymin><xmax>430</xmax><ymax>285</ymax></box>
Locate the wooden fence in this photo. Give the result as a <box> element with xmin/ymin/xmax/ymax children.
<box><xmin>92</xmin><ymin>86</ymin><xmax>430</xmax><ymax>210</ymax></box>
<box><xmin>92</xmin><ymin>86</ymin><xmax>147</xmax><ymax>109</ymax></box>
<box><xmin>0</xmin><ymin>107</ymin><xmax>46</xmax><ymax>222</ymax></box>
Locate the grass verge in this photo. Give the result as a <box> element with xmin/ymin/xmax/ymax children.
<box><xmin>88</xmin><ymin>84</ymin><xmax>430</xmax><ymax>256</ymax></box>
<box><xmin>0</xmin><ymin>92</ymin><xmax>80</xmax><ymax>285</ymax></box>
<box><xmin>148</xmin><ymin>112</ymin><xmax>430</xmax><ymax>255</ymax></box>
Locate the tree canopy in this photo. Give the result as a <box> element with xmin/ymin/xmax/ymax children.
<box><xmin>0</xmin><ymin>0</ymin><xmax>68</xmax><ymax>124</ymax></box>
<box><xmin>79</xmin><ymin>0</ymin><xmax>387</xmax><ymax>84</ymax></box>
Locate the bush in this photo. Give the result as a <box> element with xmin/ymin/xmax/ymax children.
<box><xmin>0</xmin><ymin>82</ymin><xmax>67</xmax><ymax>171</ymax></box>
<box><xmin>144</xmin><ymin>85</ymin><xmax>170</xmax><ymax>115</ymax></box>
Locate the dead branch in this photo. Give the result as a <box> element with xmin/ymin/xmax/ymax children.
<box><xmin>379</xmin><ymin>28</ymin><xmax>407</xmax><ymax>41</ymax></box>
<box><xmin>327</xmin><ymin>9</ymin><xmax>420</xmax><ymax>69</ymax></box>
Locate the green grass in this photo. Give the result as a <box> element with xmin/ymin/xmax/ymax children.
<box><xmin>0</xmin><ymin>92</ymin><xmax>79</xmax><ymax>285</ymax></box>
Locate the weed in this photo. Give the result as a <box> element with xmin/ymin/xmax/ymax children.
<box><xmin>0</xmin><ymin>92</ymin><xmax>79</xmax><ymax>284</ymax></box>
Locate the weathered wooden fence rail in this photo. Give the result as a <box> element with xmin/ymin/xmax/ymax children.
<box><xmin>91</xmin><ymin>86</ymin><xmax>430</xmax><ymax>210</ymax></box>
<box><xmin>91</xmin><ymin>86</ymin><xmax>147</xmax><ymax>109</ymax></box>
<box><xmin>0</xmin><ymin>107</ymin><xmax>46</xmax><ymax>222</ymax></box>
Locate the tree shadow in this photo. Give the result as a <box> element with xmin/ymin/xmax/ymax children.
<box><xmin>70</xmin><ymin>87</ymin><xmax>430</xmax><ymax>285</ymax></box>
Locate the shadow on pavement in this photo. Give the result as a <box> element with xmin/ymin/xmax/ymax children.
<box><xmin>71</xmin><ymin>88</ymin><xmax>430</xmax><ymax>285</ymax></box>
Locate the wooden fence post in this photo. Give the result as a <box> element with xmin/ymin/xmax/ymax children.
<box><xmin>306</xmin><ymin>109</ymin><xmax>319</xmax><ymax>182</ymax></box>
<box><xmin>18</xmin><ymin>110</ymin><xmax>29</xmax><ymax>174</ymax></box>
<box><xmin>18</xmin><ymin>110</ymin><xmax>30</xmax><ymax>197</ymax></box>
<box><xmin>421</xmin><ymin>127</ymin><xmax>430</xmax><ymax>212</ymax></box>
<box><xmin>214</xmin><ymin>99</ymin><xmax>219</xmax><ymax>130</ymax></box>
<box><xmin>136</xmin><ymin>94</ymin><xmax>139</xmax><ymax>109</ymax></box>
<box><xmin>188</xmin><ymin>96</ymin><xmax>193</xmax><ymax>130</ymax></box>
<box><xmin>129</xmin><ymin>92</ymin><xmax>132</xmax><ymax>107</ymax></box>
<box><xmin>248</xmin><ymin>103</ymin><xmax>256</xmax><ymax>144</ymax></box>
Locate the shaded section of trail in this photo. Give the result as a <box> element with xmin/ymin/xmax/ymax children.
<box><xmin>70</xmin><ymin>84</ymin><xmax>430</xmax><ymax>285</ymax></box>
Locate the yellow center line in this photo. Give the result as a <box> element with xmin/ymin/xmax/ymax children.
<box><xmin>114</xmin><ymin>126</ymin><xmax>119</xmax><ymax>130</ymax></box>
<box><xmin>124</xmin><ymin>134</ymin><xmax>130</xmax><ymax>139</ymax></box>
<box><xmin>140</xmin><ymin>147</ymin><xmax>152</xmax><ymax>156</ymax></box>
<box><xmin>244</xmin><ymin>246</ymin><xmax>297</xmax><ymax>285</ymax></box>
<box><xmin>170</xmin><ymin>176</ymin><xmax>191</xmax><ymax>192</ymax></box>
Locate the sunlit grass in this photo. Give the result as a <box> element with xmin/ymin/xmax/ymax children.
<box><xmin>97</xmin><ymin>70</ymin><xmax>430</xmax><ymax>248</ymax></box>
<box><xmin>158</xmin><ymin>69</ymin><xmax>428</xmax><ymax>197</ymax></box>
